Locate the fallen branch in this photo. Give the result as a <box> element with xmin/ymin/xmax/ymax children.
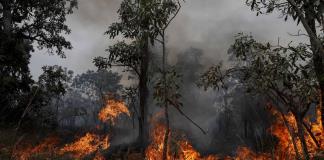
<box><xmin>167</xmin><ymin>98</ymin><xmax>207</xmax><ymax>134</ymax></box>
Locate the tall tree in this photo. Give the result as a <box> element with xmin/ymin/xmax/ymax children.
<box><xmin>94</xmin><ymin>0</ymin><xmax>182</xmax><ymax>148</ymax></box>
<box><xmin>246</xmin><ymin>0</ymin><xmax>324</xmax><ymax>132</ymax></box>
<box><xmin>0</xmin><ymin>0</ymin><xmax>77</xmax><ymax>122</ymax></box>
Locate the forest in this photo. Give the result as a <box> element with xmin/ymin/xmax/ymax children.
<box><xmin>0</xmin><ymin>0</ymin><xmax>323</xmax><ymax>159</ymax></box>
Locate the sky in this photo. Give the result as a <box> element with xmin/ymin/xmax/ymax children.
<box><xmin>29</xmin><ymin>0</ymin><xmax>305</xmax><ymax>78</ymax></box>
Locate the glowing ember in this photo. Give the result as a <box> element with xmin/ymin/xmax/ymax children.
<box><xmin>60</xmin><ymin>133</ymin><xmax>110</xmax><ymax>158</ymax></box>
<box><xmin>98</xmin><ymin>98</ymin><xmax>130</xmax><ymax>124</ymax></box>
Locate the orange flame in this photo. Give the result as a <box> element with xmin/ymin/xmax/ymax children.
<box><xmin>13</xmin><ymin>136</ymin><xmax>60</xmax><ymax>160</ymax></box>
<box><xmin>145</xmin><ymin>105</ymin><xmax>324</xmax><ymax>160</ymax></box>
<box><xmin>268</xmin><ymin>106</ymin><xmax>324</xmax><ymax>159</ymax></box>
<box><xmin>60</xmin><ymin>133</ymin><xmax>110</xmax><ymax>158</ymax></box>
<box><xmin>98</xmin><ymin>98</ymin><xmax>130</xmax><ymax>124</ymax></box>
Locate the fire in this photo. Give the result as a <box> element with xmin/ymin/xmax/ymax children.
<box><xmin>268</xmin><ymin>106</ymin><xmax>324</xmax><ymax>159</ymax></box>
<box><xmin>98</xmin><ymin>98</ymin><xmax>131</xmax><ymax>124</ymax></box>
<box><xmin>145</xmin><ymin>123</ymin><xmax>220</xmax><ymax>160</ymax></box>
<box><xmin>145</xmin><ymin>105</ymin><xmax>323</xmax><ymax>160</ymax></box>
<box><xmin>13</xmin><ymin>136</ymin><xmax>60</xmax><ymax>160</ymax></box>
<box><xmin>60</xmin><ymin>133</ymin><xmax>110</xmax><ymax>158</ymax></box>
<box><xmin>234</xmin><ymin>147</ymin><xmax>269</xmax><ymax>160</ymax></box>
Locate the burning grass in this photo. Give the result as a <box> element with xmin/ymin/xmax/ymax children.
<box><xmin>144</xmin><ymin>106</ymin><xmax>324</xmax><ymax>160</ymax></box>
<box><xmin>1</xmin><ymin>99</ymin><xmax>323</xmax><ymax>160</ymax></box>
<box><xmin>59</xmin><ymin>133</ymin><xmax>110</xmax><ymax>159</ymax></box>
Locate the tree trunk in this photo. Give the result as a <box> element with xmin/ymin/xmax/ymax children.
<box><xmin>162</xmin><ymin>106</ymin><xmax>169</xmax><ymax>160</ymax></box>
<box><xmin>138</xmin><ymin>35</ymin><xmax>149</xmax><ymax>149</ymax></box>
<box><xmin>280</xmin><ymin>112</ymin><xmax>301</xmax><ymax>160</ymax></box>
<box><xmin>161</xmin><ymin>30</ymin><xmax>169</xmax><ymax>160</ymax></box>
<box><xmin>295</xmin><ymin>115</ymin><xmax>310</xmax><ymax>160</ymax></box>
<box><xmin>304</xmin><ymin>6</ymin><xmax>324</xmax><ymax>130</ymax></box>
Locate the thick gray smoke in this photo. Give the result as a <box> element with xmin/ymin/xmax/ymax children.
<box><xmin>30</xmin><ymin>0</ymin><xmax>305</xmax><ymax>78</ymax></box>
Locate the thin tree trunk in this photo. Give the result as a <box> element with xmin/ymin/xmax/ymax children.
<box><xmin>303</xmin><ymin>121</ymin><xmax>320</xmax><ymax>148</ymax></box>
<box><xmin>295</xmin><ymin>116</ymin><xmax>310</xmax><ymax>160</ymax></box>
<box><xmin>138</xmin><ymin>29</ymin><xmax>150</xmax><ymax>149</ymax></box>
<box><xmin>280</xmin><ymin>112</ymin><xmax>301</xmax><ymax>160</ymax></box>
<box><xmin>303</xmin><ymin>4</ymin><xmax>324</xmax><ymax>130</ymax></box>
<box><xmin>161</xmin><ymin>30</ymin><xmax>169</xmax><ymax>160</ymax></box>
<box><xmin>162</xmin><ymin>106</ymin><xmax>169</xmax><ymax>160</ymax></box>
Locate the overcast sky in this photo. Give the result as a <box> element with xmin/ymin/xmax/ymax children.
<box><xmin>29</xmin><ymin>0</ymin><xmax>305</xmax><ymax>78</ymax></box>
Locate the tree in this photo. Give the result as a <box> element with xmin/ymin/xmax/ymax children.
<box><xmin>200</xmin><ymin>33</ymin><xmax>318</xmax><ymax>159</ymax></box>
<box><xmin>93</xmin><ymin>0</ymin><xmax>182</xmax><ymax>148</ymax></box>
<box><xmin>0</xmin><ymin>0</ymin><xmax>77</xmax><ymax>122</ymax></box>
<box><xmin>72</xmin><ymin>70</ymin><xmax>122</xmax><ymax>103</ymax></box>
<box><xmin>246</xmin><ymin>0</ymin><xmax>324</xmax><ymax>133</ymax></box>
<box><xmin>16</xmin><ymin>65</ymin><xmax>73</xmax><ymax>128</ymax></box>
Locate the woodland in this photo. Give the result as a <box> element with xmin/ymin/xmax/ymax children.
<box><xmin>0</xmin><ymin>0</ymin><xmax>323</xmax><ymax>159</ymax></box>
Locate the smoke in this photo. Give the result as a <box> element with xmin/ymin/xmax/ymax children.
<box><xmin>30</xmin><ymin>0</ymin><xmax>309</xmax><ymax>154</ymax></box>
<box><xmin>30</xmin><ymin>0</ymin><xmax>305</xmax><ymax>78</ymax></box>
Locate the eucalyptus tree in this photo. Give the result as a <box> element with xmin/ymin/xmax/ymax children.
<box><xmin>0</xmin><ymin>0</ymin><xmax>77</xmax><ymax>122</ymax></box>
<box><xmin>93</xmin><ymin>0</ymin><xmax>182</xmax><ymax>147</ymax></box>
<box><xmin>246</xmin><ymin>0</ymin><xmax>324</xmax><ymax>131</ymax></box>
<box><xmin>199</xmin><ymin>33</ymin><xmax>318</xmax><ymax>160</ymax></box>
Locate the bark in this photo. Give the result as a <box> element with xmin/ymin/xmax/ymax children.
<box><xmin>162</xmin><ymin>106</ymin><xmax>169</xmax><ymax>160</ymax></box>
<box><xmin>280</xmin><ymin>112</ymin><xmax>301</xmax><ymax>160</ymax></box>
<box><xmin>288</xmin><ymin>0</ymin><xmax>324</xmax><ymax>129</ymax></box>
<box><xmin>137</xmin><ymin>0</ymin><xmax>150</xmax><ymax>149</ymax></box>
<box><xmin>138</xmin><ymin>35</ymin><xmax>149</xmax><ymax>149</ymax></box>
<box><xmin>295</xmin><ymin>115</ymin><xmax>310</xmax><ymax>160</ymax></box>
<box><xmin>161</xmin><ymin>30</ymin><xmax>169</xmax><ymax>160</ymax></box>
<box><xmin>303</xmin><ymin>121</ymin><xmax>320</xmax><ymax>148</ymax></box>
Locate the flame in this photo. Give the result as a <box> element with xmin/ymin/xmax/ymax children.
<box><xmin>268</xmin><ymin>106</ymin><xmax>324</xmax><ymax>159</ymax></box>
<box><xmin>13</xmin><ymin>136</ymin><xmax>60</xmax><ymax>160</ymax></box>
<box><xmin>59</xmin><ymin>133</ymin><xmax>110</xmax><ymax>158</ymax></box>
<box><xmin>98</xmin><ymin>98</ymin><xmax>130</xmax><ymax>124</ymax></box>
<box><xmin>145</xmin><ymin>123</ymin><xmax>221</xmax><ymax>160</ymax></box>
<box><xmin>7</xmin><ymin>98</ymin><xmax>324</xmax><ymax>159</ymax></box>
<box><xmin>234</xmin><ymin>147</ymin><xmax>269</xmax><ymax>160</ymax></box>
<box><xmin>145</xmin><ymin>105</ymin><xmax>324</xmax><ymax>160</ymax></box>
<box><xmin>93</xmin><ymin>152</ymin><xmax>106</xmax><ymax>160</ymax></box>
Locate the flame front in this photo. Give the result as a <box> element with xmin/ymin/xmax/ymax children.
<box><xmin>13</xmin><ymin>136</ymin><xmax>60</xmax><ymax>160</ymax></box>
<box><xmin>98</xmin><ymin>98</ymin><xmax>131</xmax><ymax>124</ymax></box>
<box><xmin>60</xmin><ymin>133</ymin><xmax>110</xmax><ymax>158</ymax></box>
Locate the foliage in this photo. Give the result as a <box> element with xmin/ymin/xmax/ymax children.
<box><xmin>0</xmin><ymin>0</ymin><xmax>77</xmax><ymax>124</ymax></box>
<box><xmin>94</xmin><ymin>0</ymin><xmax>182</xmax><ymax>72</ymax></box>
<box><xmin>246</xmin><ymin>0</ymin><xmax>324</xmax><ymax>24</ymax></box>
<box><xmin>153</xmin><ymin>68</ymin><xmax>183</xmax><ymax>107</ymax></box>
<box><xmin>0</xmin><ymin>0</ymin><xmax>77</xmax><ymax>56</ymax></box>
<box><xmin>39</xmin><ymin>65</ymin><xmax>73</xmax><ymax>97</ymax></box>
<box><xmin>199</xmin><ymin>33</ymin><xmax>318</xmax><ymax>113</ymax></box>
<box><xmin>72</xmin><ymin>70</ymin><xmax>122</xmax><ymax>100</ymax></box>
<box><xmin>106</xmin><ymin>0</ymin><xmax>181</xmax><ymax>42</ymax></box>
